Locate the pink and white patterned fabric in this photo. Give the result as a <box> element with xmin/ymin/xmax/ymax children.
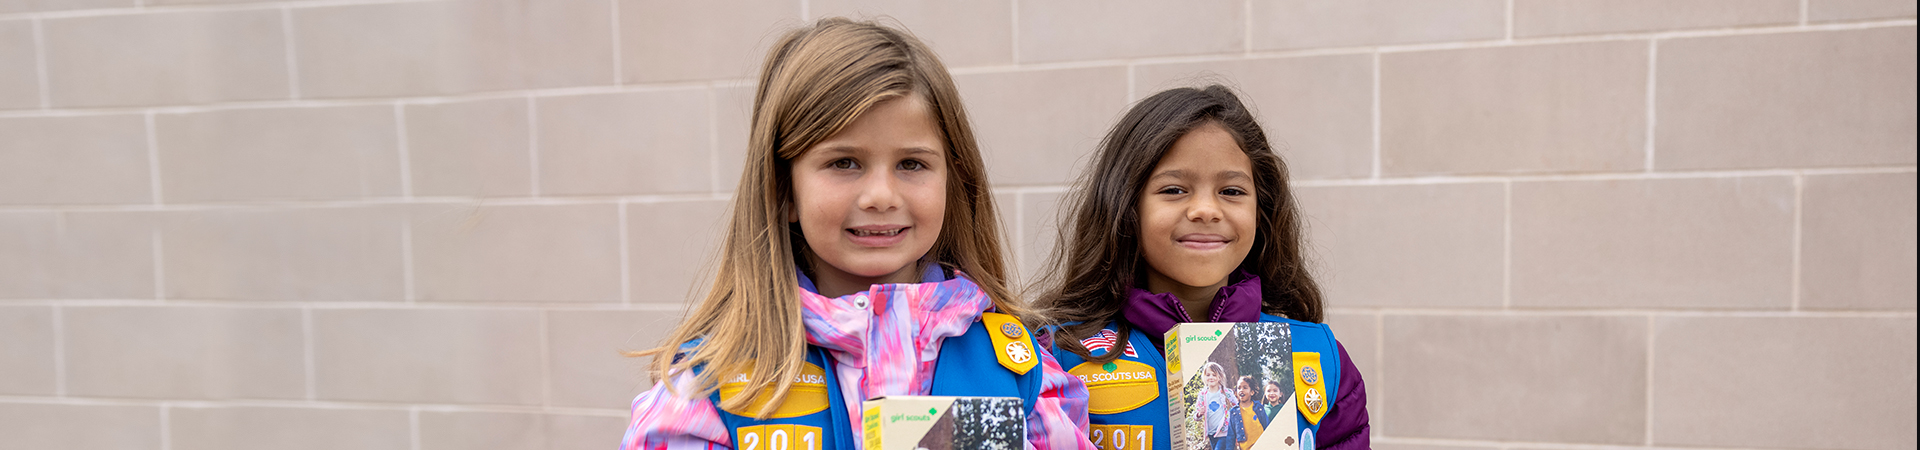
<box><xmin>621</xmin><ymin>274</ymin><xmax>1094</xmax><ymax>450</ymax></box>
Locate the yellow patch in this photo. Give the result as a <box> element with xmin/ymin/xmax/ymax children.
<box><xmin>716</xmin><ymin>362</ymin><xmax>831</xmax><ymax>419</ymax></box>
<box><xmin>1293</xmin><ymin>352</ymin><xmax>1327</xmax><ymax>425</ymax></box>
<box><xmin>983</xmin><ymin>313</ymin><xmax>1038</xmax><ymax>375</ymax></box>
<box><xmin>1070</xmin><ymin>359</ymin><xmax>1161</xmax><ymax>415</ymax></box>
<box><xmin>735</xmin><ymin>424</ymin><xmax>823</xmax><ymax>450</ymax></box>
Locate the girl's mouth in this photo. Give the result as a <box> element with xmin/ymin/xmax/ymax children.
<box><xmin>1176</xmin><ymin>233</ymin><xmax>1231</xmax><ymax>250</ymax></box>
<box><xmin>846</xmin><ymin>226</ymin><xmax>909</xmax><ymax>246</ymax></box>
<box><xmin>849</xmin><ymin>228</ymin><xmax>904</xmax><ymax>237</ymax></box>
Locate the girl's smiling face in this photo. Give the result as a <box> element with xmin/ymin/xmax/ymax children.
<box><xmin>1264</xmin><ymin>381</ymin><xmax>1282</xmax><ymax>404</ymax></box>
<box><xmin>790</xmin><ymin>95</ymin><xmax>947</xmax><ymax>297</ymax></box>
<box><xmin>1236</xmin><ymin>379</ymin><xmax>1254</xmax><ymax>403</ymax></box>
<box><xmin>1202</xmin><ymin>365</ymin><xmax>1224</xmax><ymax>388</ymax></box>
<box><xmin>1138</xmin><ymin>122</ymin><xmax>1258</xmax><ymax>294</ymax></box>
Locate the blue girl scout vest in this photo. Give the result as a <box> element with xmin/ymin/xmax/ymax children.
<box><xmin>693</xmin><ymin>316</ymin><xmax>1045</xmax><ymax>450</ymax></box>
<box><xmin>1051</xmin><ymin>314</ymin><xmax>1341</xmax><ymax>450</ymax></box>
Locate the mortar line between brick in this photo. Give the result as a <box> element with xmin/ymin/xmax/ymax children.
<box><xmin>144</xmin><ymin>112</ymin><xmax>163</xmax><ymax>205</ymax></box>
<box><xmin>609</xmin><ymin>0</ymin><xmax>623</xmax><ymax>86</ymax></box>
<box><xmin>1790</xmin><ymin>175</ymin><xmax>1804</xmax><ymax>310</ymax></box>
<box><xmin>618</xmin><ymin>201</ymin><xmax>632</xmax><ymax>306</ymax></box>
<box><xmin>1322</xmin><ymin>308</ymin><xmax>1917</xmax><ymax>318</ymax></box>
<box><xmin>1124</xmin><ymin>63</ymin><xmax>1136</xmax><ymax>103</ymax></box>
<box><xmin>1502</xmin><ymin>180</ymin><xmax>1512</xmax><ymax>309</ymax></box>
<box><xmin>1009</xmin><ymin>0</ymin><xmax>1020</xmax><ymax>64</ymax></box>
<box><xmin>1504</xmin><ymin>0</ymin><xmax>1514</xmax><ymax>41</ymax></box>
<box><xmin>1644</xmin><ymin>314</ymin><xmax>1655</xmax><ymax>445</ymax></box>
<box><xmin>1800</xmin><ymin>0</ymin><xmax>1810</xmax><ymax>25</ymax></box>
<box><xmin>281</xmin><ymin>7</ymin><xmax>300</xmax><ymax>100</ymax></box>
<box><xmin>409</xmin><ymin>407</ymin><xmax>421</xmax><ymax>450</ymax></box>
<box><xmin>1370</xmin><ymin>51</ymin><xmax>1381</xmax><ymax>179</ymax></box>
<box><xmin>1242</xmin><ymin>0</ymin><xmax>1252</xmax><ymax>54</ymax></box>
<box><xmin>31</xmin><ymin>18</ymin><xmax>49</xmax><ymax>109</ymax></box>
<box><xmin>1643</xmin><ymin>40</ymin><xmax>1658</xmax><ymax>172</ymax></box>
<box><xmin>51</xmin><ymin>305</ymin><xmax>66</xmax><ymax>397</ymax></box>
<box><xmin>527</xmin><ymin>96</ymin><xmax>541</xmax><ymax>197</ymax></box>
<box><xmin>799</xmin><ymin>0</ymin><xmax>810</xmax><ymax>20</ymax></box>
<box><xmin>3</xmin><ymin>0</ymin><xmax>449</xmax><ymax>21</ymax></box>
<box><xmin>539</xmin><ymin>310</ymin><xmax>553</xmax><ymax>408</ymax></box>
<box><xmin>0</xmin><ymin>395</ymin><xmax>632</xmax><ymax>416</ymax></box>
<box><xmin>402</xmin><ymin>218</ymin><xmax>416</xmax><ymax>303</ymax></box>
<box><xmin>394</xmin><ymin>103</ymin><xmax>412</xmax><ymax>197</ymax></box>
<box><xmin>158</xmin><ymin>405</ymin><xmax>172</xmax><ymax>450</ymax></box>
<box><xmin>1372</xmin><ymin>435</ymin><xmax>1800</xmax><ymax>450</ymax></box>
<box><xmin>303</xmin><ymin>307</ymin><xmax>316</xmax><ymax>400</ymax></box>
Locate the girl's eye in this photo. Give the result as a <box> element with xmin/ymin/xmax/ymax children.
<box><xmin>898</xmin><ymin>159</ymin><xmax>927</xmax><ymax>171</ymax></box>
<box><xmin>1156</xmin><ymin>186</ymin><xmax>1188</xmax><ymax>195</ymax></box>
<box><xmin>829</xmin><ymin>158</ymin><xmax>859</xmax><ymax>170</ymax></box>
<box><xmin>1220</xmin><ymin>187</ymin><xmax>1248</xmax><ymax>196</ymax></box>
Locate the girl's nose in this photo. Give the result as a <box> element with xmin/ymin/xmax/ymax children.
<box><xmin>1187</xmin><ymin>196</ymin><xmax>1223</xmax><ymax>223</ymax></box>
<box><xmin>855</xmin><ymin>172</ymin><xmax>900</xmax><ymax>211</ymax></box>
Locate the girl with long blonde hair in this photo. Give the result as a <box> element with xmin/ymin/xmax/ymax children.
<box><xmin>621</xmin><ymin>18</ymin><xmax>1092</xmax><ymax>450</ymax></box>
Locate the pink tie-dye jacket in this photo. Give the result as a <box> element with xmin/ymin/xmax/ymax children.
<box><xmin>621</xmin><ymin>274</ymin><xmax>1095</xmax><ymax>450</ymax></box>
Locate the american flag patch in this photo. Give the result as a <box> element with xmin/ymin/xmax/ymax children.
<box><xmin>1079</xmin><ymin>328</ymin><xmax>1138</xmax><ymax>357</ymax></box>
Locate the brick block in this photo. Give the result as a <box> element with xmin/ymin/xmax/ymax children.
<box><xmin>1251</xmin><ymin>0</ymin><xmax>1504</xmax><ymax>51</ymax></box>
<box><xmin>1017</xmin><ymin>0</ymin><xmax>1240</xmax><ymax>63</ymax></box>
<box><xmin>420</xmin><ymin>411</ymin><xmax>626</xmax><ymax>450</ymax></box>
<box><xmin>0</xmin><ymin>403</ymin><xmax>158</xmax><ymax>450</ymax></box>
<box><xmin>1322</xmin><ymin>311</ymin><xmax>1381</xmax><ymax>425</ymax></box>
<box><xmin>954</xmin><ymin>67</ymin><xmax>1127</xmax><ymax>186</ymax></box>
<box><xmin>171</xmin><ymin>406</ymin><xmax>410</xmax><ymax>450</ymax></box>
<box><xmin>619</xmin><ymin>0</ymin><xmax>797</xmax><ymax>82</ymax></box>
<box><xmin>65</xmin><ymin>306</ymin><xmax>304</xmax><ymax>399</ymax></box>
<box><xmin>1015</xmin><ymin>191</ymin><xmax>1064</xmax><ymax>285</ymax></box>
<box><xmin>1656</xmin><ymin>27</ymin><xmax>1917</xmax><ymax>170</ymax></box>
<box><xmin>713</xmin><ymin>85</ymin><xmax>753</xmax><ymax>193</ymax></box>
<box><xmin>1383</xmin><ymin>314</ymin><xmax>1645</xmax><ymax>444</ymax></box>
<box><xmin>1653</xmin><ymin>317</ymin><xmax>1916</xmax><ymax>450</ymax></box>
<box><xmin>0</xmin><ymin>0</ymin><xmax>130</xmax><ymax>14</ymax></box>
<box><xmin>0</xmin><ymin>211</ymin><xmax>155</xmax><ymax>299</ymax></box>
<box><xmin>411</xmin><ymin>204</ymin><xmax>622</xmax><ymax>303</ymax></box>
<box><xmin>160</xmin><ymin>206</ymin><xmax>406</xmax><ymax>302</ymax></box>
<box><xmin>0</xmin><ymin>115</ymin><xmax>150</xmax><ymax>205</ymax></box>
<box><xmin>0</xmin><ymin>20</ymin><xmax>36</xmax><ymax>110</ymax></box>
<box><xmin>1511</xmin><ymin>177</ymin><xmax>1794</xmax><ymax>309</ymax></box>
<box><xmin>294</xmin><ymin>0</ymin><xmax>613</xmax><ymax>98</ymax></box>
<box><xmin>1811</xmin><ymin>0</ymin><xmax>1917</xmax><ymax>22</ymax></box>
<box><xmin>1382</xmin><ymin>41</ymin><xmax>1647</xmax><ymax>175</ymax></box>
<box><xmin>406</xmin><ymin>98</ymin><xmax>534</xmax><ymax>197</ymax></box>
<box><xmin>156</xmin><ymin>106</ymin><xmax>400</xmax><ymax>203</ymax></box>
<box><xmin>536</xmin><ymin>90</ymin><xmax>712</xmax><ymax>196</ymax></box>
<box><xmin>626</xmin><ymin>201</ymin><xmax>728</xmax><ymax>304</ymax></box>
<box><xmin>0</xmin><ymin>306</ymin><xmax>54</xmax><ymax>395</ymax></box>
<box><xmin>1134</xmin><ymin>55</ymin><xmax>1374</xmax><ymax>180</ymax></box>
<box><xmin>810</xmin><ymin>0</ymin><xmax>1013</xmax><ymax>67</ymax></box>
<box><xmin>44</xmin><ymin>10</ymin><xmax>286</xmax><ymax>108</ymax></box>
<box><xmin>547</xmin><ymin>309</ymin><xmax>684</xmax><ymax>409</ymax></box>
<box><xmin>1801</xmin><ymin>173</ymin><xmax>1917</xmax><ymax>310</ymax></box>
<box><xmin>1296</xmin><ymin>183</ymin><xmax>1504</xmax><ymax>308</ymax></box>
<box><xmin>1514</xmin><ymin>0</ymin><xmax>1798</xmax><ymax>37</ymax></box>
<box><xmin>313</xmin><ymin>308</ymin><xmax>543</xmax><ymax>404</ymax></box>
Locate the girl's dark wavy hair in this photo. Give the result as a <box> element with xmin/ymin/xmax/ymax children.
<box><xmin>1035</xmin><ymin>84</ymin><xmax>1323</xmax><ymax>363</ymax></box>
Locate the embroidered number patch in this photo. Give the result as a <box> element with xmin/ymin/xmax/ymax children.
<box><xmin>1090</xmin><ymin>424</ymin><xmax>1152</xmax><ymax>450</ymax></box>
<box><xmin>735</xmin><ymin>424</ymin><xmax>822</xmax><ymax>450</ymax></box>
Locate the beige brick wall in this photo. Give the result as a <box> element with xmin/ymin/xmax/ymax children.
<box><xmin>0</xmin><ymin>1</ymin><xmax>1912</xmax><ymax>449</ymax></box>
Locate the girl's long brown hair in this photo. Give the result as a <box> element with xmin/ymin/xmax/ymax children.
<box><xmin>1034</xmin><ymin>85</ymin><xmax>1323</xmax><ymax>364</ymax></box>
<box><xmin>639</xmin><ymin>18</ymin><xmax>1020</xmax><ymax>419</ymax></box>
